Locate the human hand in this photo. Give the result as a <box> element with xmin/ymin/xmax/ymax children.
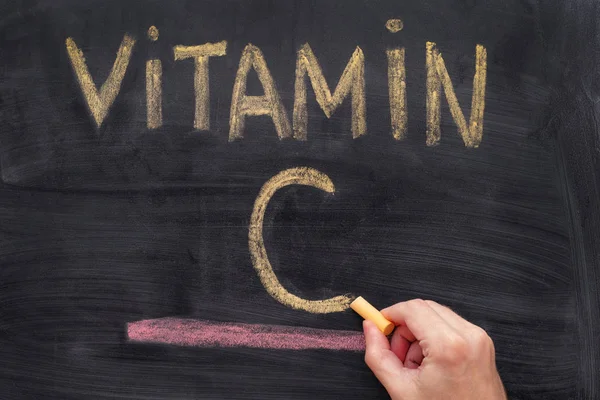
<box><xmin>363</xmin><ymin>299</ymin><xmax>506</xmax><ymax>400</ymax></box>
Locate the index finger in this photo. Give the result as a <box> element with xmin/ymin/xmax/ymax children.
<box><xmin>381</xmin><ymin>299</ymin><xmax>453</xmax><ymax>344</ymax></box>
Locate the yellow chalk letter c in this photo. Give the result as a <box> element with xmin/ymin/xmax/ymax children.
<box><xmin>249</xmin><ymin>167</ymin><xmax>353</xmax><ymax>313</ymax></box>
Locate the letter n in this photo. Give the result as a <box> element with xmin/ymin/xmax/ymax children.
<box><xmin>426</xmin><ymin>42</ymin><xmax>487</xmax><ymax>148</ymax></box>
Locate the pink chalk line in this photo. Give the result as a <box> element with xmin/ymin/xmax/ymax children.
<box><xmin>127</xmin><ymin>317</ymin><xmax>365</xmax><ymax>351</ymax></box>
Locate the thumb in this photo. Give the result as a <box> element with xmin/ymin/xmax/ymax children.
<box><xmin>363</xmin><ymin>320</ymin><xmax>406</xmax><ymax>395</ymax></box>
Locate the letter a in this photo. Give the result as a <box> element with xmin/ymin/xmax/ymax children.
<box><xmin>229</xmin><ymin>44</ymin><xmax>292</xmax><ymax>141</ymax></box>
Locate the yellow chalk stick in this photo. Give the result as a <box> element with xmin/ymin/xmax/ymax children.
<box><xmin>351</xmin><ymin>296</ymin><xmax>395</xmax><ymax>335</ymax></box>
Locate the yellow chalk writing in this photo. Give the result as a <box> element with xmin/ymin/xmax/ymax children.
<box><xmin>293</xmin><ymin>44</ymin><xmax>366</xmax><ymax>140</ymax></box>
<box><xmin>174</xmin><ymin>41</ymin><xmax>227</xmax><ymax>131</ymax></box>
<box><xmin>65</xmin><ymin>34</ymin><xmax>135</xmax><ymax>128</ymax></box>
<box><xmin>385</xmin><ymin>19</ymin><xmax>404</xmax><ymax>33</ymax></box>
<box><xmin>147</xmin><ymin>25</ymin><xmax>159</xmax><ymax>41</ymax></box>
<box><xmin>249</xmin><ymin>167</ymin><xmax>354</xmax><ymax>313</ymax></box>
<box><xmin>229</xmin><ymin>44</ymin><xmax>292</xmax><ymax>141</ymax></box>
<box><xmin>426</xmin><ymin>42</ymin><xmax>487</xmax><ymax>147</ymax></box>
<box><xmin>387</xmin><ymin>48</ymin><xmax>407</xmax><ymax>139</ymax></box>
<box><xmin>146</xmin><ymin>59</ymin><xmax>162</xmax><ymax>129</ymax></box>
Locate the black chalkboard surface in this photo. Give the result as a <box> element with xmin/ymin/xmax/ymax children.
<box><xmin>1</xmin><ymin>0</ymin><xmax>599</xmax><ymax>399</ymax></box>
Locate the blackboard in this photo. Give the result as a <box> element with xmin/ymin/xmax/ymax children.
<box><xmin>1</xmin><ymin>0</ymin><xmax>599</xmax><ymax>398</ymax></box>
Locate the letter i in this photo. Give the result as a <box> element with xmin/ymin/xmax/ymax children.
<box><xmin>386</xmin><ymin>19</ymin><xmax>407</xmax><ymax>140</ymax></box>
<box><xmin>146</xmin><ymin>25</ymin><xmax>162</xmax><ymax>129</ymax></box>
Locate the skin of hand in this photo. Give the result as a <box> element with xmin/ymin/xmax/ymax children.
<box><xmin>363</xmin><ymin>299</ymin><xmax>507</xmax><ymax>400</ymax></box>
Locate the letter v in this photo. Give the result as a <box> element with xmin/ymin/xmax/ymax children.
<box><xmin>66</xmin><ymin>35</ymin><xmax>135</xmax><ymax>128</ymax></box>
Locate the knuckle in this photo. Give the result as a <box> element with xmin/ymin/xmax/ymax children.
<box><xmin>424</xmin><ymin>299</ymin><xmax>439</xmax><ymax>308</ymax></box>
<box><xmin>441</xmin><ymin>334</ymin><xmax>470</xmax><ymax>364</ymax></box>
<box><xmin>364</xmin><ymin>348</ymin><xmax>378</xmax><ymax>368</ymax></box>
<box><xmin>472</xmin><ymin>327</ymin><xmax>493</xmax><ymax>351</ymax></box>
<box><xmin>409</xmin><ymin>298</ymin><xmax>427</xmax><ymax>310</ymax></box>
